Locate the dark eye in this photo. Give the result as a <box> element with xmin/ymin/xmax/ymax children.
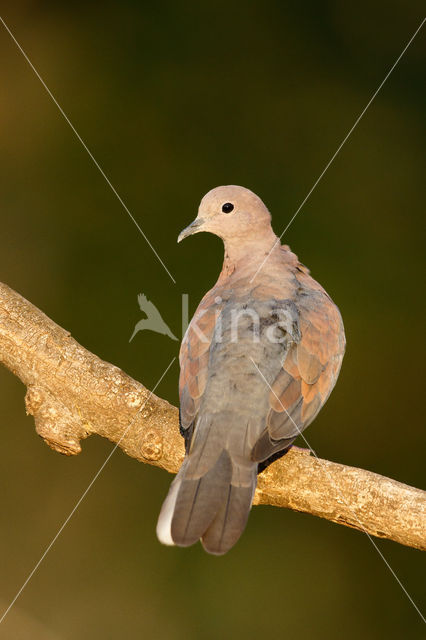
<box><xmin>222</xmin><ymin>202</ymin><xmax>234</xmax><ymax>213</ymax></box>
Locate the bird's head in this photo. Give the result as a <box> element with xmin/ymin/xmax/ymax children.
<box><xmin>178</xmin><ymin>185</ymin><xmax>273</xmax><ymax>243</ymax></box>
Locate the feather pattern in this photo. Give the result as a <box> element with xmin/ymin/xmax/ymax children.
<box><xmin>157</xmin><ymin>185</ymin><xmax>345</xmax><ymax>554</ymax></box>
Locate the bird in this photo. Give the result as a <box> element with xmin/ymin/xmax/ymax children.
<box><xmin>157</xmin><ymin>185</ymin><xmax>345</xmax><ymax>555</ymax></box>
<box><xmin>129</xmin><ymin>293</ymin><xmax>178</xmax><ymax>342</ymax></box>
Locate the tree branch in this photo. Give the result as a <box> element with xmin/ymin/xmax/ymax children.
<box><xmin>0</xmin><ymin>282</ymin><xmax>424</xmax><ymax>551</ymax></box>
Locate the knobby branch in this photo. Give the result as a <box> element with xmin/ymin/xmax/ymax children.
<box><xmin>0</xmin><ymin>282</ymin><xmax>424</xmax><ymax>551</ymax></box>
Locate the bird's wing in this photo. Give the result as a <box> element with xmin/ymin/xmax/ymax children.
<box><xmin>178</xmin><ymin>291</ymin><xmax>221</xmax><ymax>449</ymax></box>
<box><xmin>252</xmin><ymin>283</ymin><xmax>345</xmax><ymax>462</ymax></box>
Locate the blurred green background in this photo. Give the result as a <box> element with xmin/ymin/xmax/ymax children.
<box><xmin>0</xmin><ymin>2</ymin><xmax>425</xmax><ymax>638</ymax></box>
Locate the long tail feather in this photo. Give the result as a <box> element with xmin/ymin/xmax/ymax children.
<box><xmin>201</xmin><ymin>470</ymin><xmax>256</xmax><ymax>555</ymax></box>
<box><xmin>156</xmin><ymin>462</ymin><xmax>187</xmax><ymax>546</ymax></box>
<box><xmin>170</xmin><ymin>450</ymin><xmax>232</xmax><ymax>547</ymax></box>
<box><xmin>157</xmin><ymin>412</ymin><xmax>260</xmax><ymax>554</ymax></box>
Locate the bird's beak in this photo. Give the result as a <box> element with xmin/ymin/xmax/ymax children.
<box><xmin>177</xmin><ymin>218</ymin><xmax>205</xmax><ymax>243</ymax></box>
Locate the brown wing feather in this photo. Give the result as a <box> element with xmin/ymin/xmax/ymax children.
<box><xmin>265</xmin><ymin>278</ymin><xmax>345</xmax><ymax>448</ymax></box>
<box><xmin>180</xmin><ymin>266</ymin><xmax>345</xmax><ymax>467</ymax></box>
<box><xmin>179</xmin><ymin>299</ymin><xmax>221</xmax><ymax>432</ymax></box>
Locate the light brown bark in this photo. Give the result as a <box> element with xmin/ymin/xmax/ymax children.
<box><xmin>0</xmin><ymin>282</ymin><xmax>424</xmax><ymax>551</ymax></box>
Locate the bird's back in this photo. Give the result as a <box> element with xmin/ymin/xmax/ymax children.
<box><xmin>157</xmin><ymin>246</ymin><xmax>344</xmax><ymax>554</ymax></box>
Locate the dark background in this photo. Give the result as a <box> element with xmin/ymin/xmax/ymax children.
<box><xmin>0</xmin><ymin>2</ymin><xmax>425</xmax><ymax>638</ymax></box>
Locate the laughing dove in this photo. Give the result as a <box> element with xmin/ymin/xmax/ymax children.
<box><xmin>157</xmin><ymin>185</ymin><xmax>345</xmax><ymax>555</ymax></box>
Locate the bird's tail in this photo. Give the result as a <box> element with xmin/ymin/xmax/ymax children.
<box><xmin>156</xmin><ymin>442</ymin><xmax>257</xmax><ymax>555</ymax></box>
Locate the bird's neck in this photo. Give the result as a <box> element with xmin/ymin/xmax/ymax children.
<box><xmin>220</xmin><ymin>227</ymin><xmax>280</xmax><ymax>280</ymax></box>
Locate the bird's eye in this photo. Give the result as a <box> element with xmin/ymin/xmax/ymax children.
<box><xmin>222</xmin><ymin>202</ymin><xmax>234</xmax><ymax>213</ymax></box>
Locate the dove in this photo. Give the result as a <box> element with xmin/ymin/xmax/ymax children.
<box><xmin>157</xmin><ymin>185</ymin><xmax>345</xmax><ymax>555</ymax></box>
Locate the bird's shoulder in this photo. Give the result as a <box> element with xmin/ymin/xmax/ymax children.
<box><xmin>251</xmin><ymin>247</ymin><xmax>346</xmax><ymax>459</ymax></box>
<box><xmin>179</xmin><ymin>244</ymin><xmax>345</xmax><ymax>435</ymax></box>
